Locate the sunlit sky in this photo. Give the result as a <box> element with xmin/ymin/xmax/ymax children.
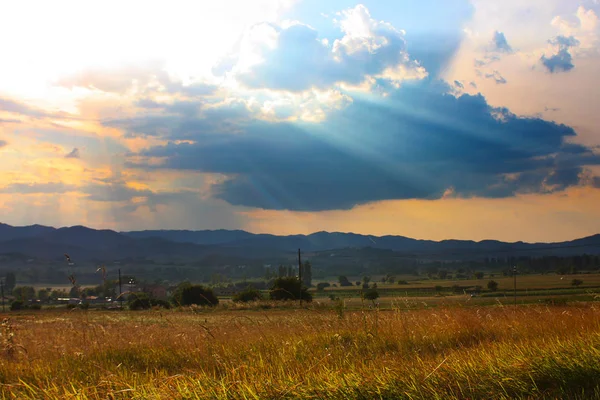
<box><xmin>1</xmin><ymin>0</ymin><xmax>600</xmax><ymax>242</ymax></box>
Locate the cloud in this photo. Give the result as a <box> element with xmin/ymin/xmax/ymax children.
<box><xmin>541</xmin><ymin>35</ymin><xmax>580</xmax><ymax>72</ymax></box>
<box><xmin>81</xmin><ymin>175</ymin><xmax>205</xmax><ymax>214</ymax></box>
<box><xmin>0</xmin><ymin>97</ymin><xmax>49</xmax><ymax>118</ymax></box>
<box><xmin>492</xmin><ymin>31</ymin><xmax>513</xmax><ymax>53</ymax></box>
<box><xmin>64</xmin><ymin>148</ymin><xmax>80</xmax><ymax>159</ymax></box>
<box><xmin>0</xmin><ymin>118</ymin><xmax>22</xmax><ymax>124</ymax></box>
<box><xmin>55</xmin><ymin>61</ymin><xmax>219</xmax><ymax>97</ymax></box>
<box><xmin>125</xmin><ymin>79</ymin><xmax>600</xmax><ymax>211</ymax></box>
<box><xmin>484</xmin><ymin>70</ymin><xmax>507</xmax><ymax>84</ymax></box>
<box><xmin>55</xmin><ymin>61</ymin><xmax>170</xmax><ymax>94</ymax></box>
<box><xmin>0</xmin><ymin>182</ymin><xmax>76</xmax><ymax>194</ymax></box>
<box><xmin>215</xmin><ymin>5</ymin><xmax>425</xmax><ymax>91</ymax></box>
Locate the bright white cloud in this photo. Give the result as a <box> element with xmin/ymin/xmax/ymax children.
<box><xmin>0</xmin><ymin>0</ymin><xmax>296</xmax><ymax>98</ymax></box>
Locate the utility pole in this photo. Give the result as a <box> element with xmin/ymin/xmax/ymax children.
<box><xmin>118</xmin><ymin>269</ymin><xmax>123</xmax><ymax>308</ymax></box>
<box><xmin>0</xmin><ymin>279</ymin><xmax>4</xmax><ymax>313</ymax></box>
<box><xmin>513</xmin><ymin>265</ymin><xmax>517</xmax><ymax>308</ymax></box>
<box><xmin>298</xmin><ymin>248</ymin><xmax>302</xmax><ymax>306</ymax></box>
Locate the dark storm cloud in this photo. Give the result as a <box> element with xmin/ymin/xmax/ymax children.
<box><xmin>125</xmin><ymin>80</ymin><xmax>600</xmax><ymax>211</ymax></box>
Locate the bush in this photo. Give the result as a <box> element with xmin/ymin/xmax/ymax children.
<box><xmin>487</xmin><ymin>280</ymin><xmax>499</xmax><ymax>292</ymax></box>
<box><xmin>28</xmin><ymin>303</ymin><xmax>42</xmax><ymax>310</ymax></box>
<box><xmin>181</xmin><ymin>285</ymin><xmax>219</xmax><ymax>306</ymax></box>
<box><xmin>233</xmin><ymin>287</ymin><xmax>263</xmax><ymax>303</ymax></box>
<box><xmin>398</xmin><ymin>280</ymin><xmax>408</xmax><ymax>285</ymax></box>
<box><xmin>270</xmin><ymin>277</ymin><xmax>312</xmax><ymax>302</ymax></box>
<box><xmin>316</xmin><ymin>282</ymin><xmax>331</xmax><ymax>291</ymax></box>
<box><xmin>10</xmin><ymin>300</ymin><xmax>23</xmax><ymax>311</ymax></box>
<box><xmin>572</xmin><ymin>279</ymin><xmax>583</xmax><ymax>287</ymax></box>
<box><xmin>128</xmin><ymin>293</ymin><xmax>151</xmax><ymax>310</ymax></box>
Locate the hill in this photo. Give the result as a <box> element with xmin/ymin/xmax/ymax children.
<box><xmin>0</xmin><ymin>223</ymin><xmax>597</xmax><ymax>262</ymax></box>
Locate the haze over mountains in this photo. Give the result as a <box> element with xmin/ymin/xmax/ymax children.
<box><xmin>1</xmin><ymin>222</ymin><xmax>599</xmax><ymax>262</ymax></box>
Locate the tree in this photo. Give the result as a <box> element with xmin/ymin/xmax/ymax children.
<box><xmin>270</xmin><ymin>277</ymin><xmax>312</xmax><ymax>302</ymax></box>
<box><xmin>12</xmin><ymin>286</ymin><xmax>35</xmax><ymax>301</ymax></box>
<box><xmin>181</xmin><ymin>285</ymin><xmax>219</xmax><ymax>306</ymax></box>
<box><xmin>233</xmin><ymin>286</ymin><xmax>263</xmax><ymax>303</ymax></box>
<box><xmin>487</xmin><ymin>280</ymin><xmax>499</xmax><ymax>292</ymax></box>
<box><xmin>69</xmin><ymin>286</ymin><xmax>80</xmax><ymax>298</ymax></box>
<box><xmin>474</xmin><ymin>271</ymin><xmax>484</xmax><ymax>279</ymax></box>
<box><xmin>362</xmin><ymin>276</ymin><xmax>371</xmax><ymax>288</ymax></box>
<box><xmin>338</xmin><ymin>275</ymin><xmax>352</xmax><ymax>287</ymax></box>
<box><xmin>37</xmin><ymin>289</ymin><xmax>50</xmax><ymax>302</ymax></box>
<box><xmin>571</xmin><ymin>279</ymin><xmax>583</xmax><ymax>287</ymax></box>
<box><xmin>183</xmin><ymin>285</ymin><xmax>219</xmax><ymax>306</ymax></box>
<box><xmin>363</xmin><ymin>287</ymin><xmax>379</xmax><ymax>305</ymax></box>
<box><xmin>301</xmin><ymin>261</ymin><xmax>312</xmax><ymax>287</ymax></box>
<box><xmin>316</xmin><ymin>282</ymin><xmax>331</xmax><ymax>291</ymax></box>
<box><xmin>4</xmin><ymin>272</ymin><xmax>16</xmax><ymax>294</ymax></box>
<box><xmin>171</xmin><ymin>281</ymin><xmax>192</xmax><ymax>306</ymax></box>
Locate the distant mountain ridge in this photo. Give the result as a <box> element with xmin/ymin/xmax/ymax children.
<box><xmin>0</xmin><ymin>222</ymin><xmax>599</xmax><ymax>261</ymax></box>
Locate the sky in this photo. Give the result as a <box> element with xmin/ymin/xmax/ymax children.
<box><xmin>1</xmin><ymin>0</ymin><xmax>600</xmax><ymax>242</ymax></box>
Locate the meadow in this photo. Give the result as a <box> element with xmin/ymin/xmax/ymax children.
<box><xmin>2</xmin><ymin>301</ymin><xmax>600</xmax><ymax>399</ymax></box>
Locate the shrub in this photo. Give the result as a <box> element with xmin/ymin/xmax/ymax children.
<box><xmin>233</xmin><ymin>287</ymin><xmax>263</xmax><ymax>303</ymax></box>
<box><xmin>316</xmin><ymin>282</ymin><xmax>331</xmax><ymax>291</ymax></box>
<box><xmin>128</xmin><ymin>293</ymin><xmax>152</xmax><ymax>310</ymax></box>
<box><xmin>10</xmin><ymin>300</ymin><xmax>23</xmax><ymax>311</ymax></box>
<box><xmin>571</xmin><ymin>279</ymin><xmax>583</xmax><ymax>287</ymax></box>
<box><xmin>181</xmin><ymin>285</ymin><xmax>219</xmax><ymax>307</ymax></box>
<box><xmin>487</xmin><ymin>280</ymin><xmax>499</xmax><ymax>292</ymax></box>
<box><xmin>398</xmin><ymin>280</ymin><xmax>408</xmax><ymax>285</ymax></box>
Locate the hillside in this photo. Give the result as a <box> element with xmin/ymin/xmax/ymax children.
<box><xmin>0</xmin><ymin>223</ymin><xmax>598</xmax><ymax>262</ymax></box>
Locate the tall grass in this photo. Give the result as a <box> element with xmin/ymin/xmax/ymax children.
<box><xmin>1</xmin><ymin>303</ymin><xmax>600</xmax><ymax>399</ymax></box>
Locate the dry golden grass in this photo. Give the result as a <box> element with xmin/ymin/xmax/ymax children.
<box><xmin>1</xmin><ymin>303</ymin><xmax>600</xmax><ymax>399</ymax></box>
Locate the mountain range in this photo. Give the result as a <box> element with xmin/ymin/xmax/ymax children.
<box><xmin>1</xmin><ymin>222</ymin><xmax>600</xmax><ymax>262</ymax></box>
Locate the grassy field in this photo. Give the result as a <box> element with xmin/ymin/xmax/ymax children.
<box><xmin>320</xmin><ymin>273</ymin><xmax>600</xmax><ymax>291</ymax></box>
<box><xmin>2</xmin><ymin>302</ymin><xmax>600</xmax><ymax>399</ymax></box>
